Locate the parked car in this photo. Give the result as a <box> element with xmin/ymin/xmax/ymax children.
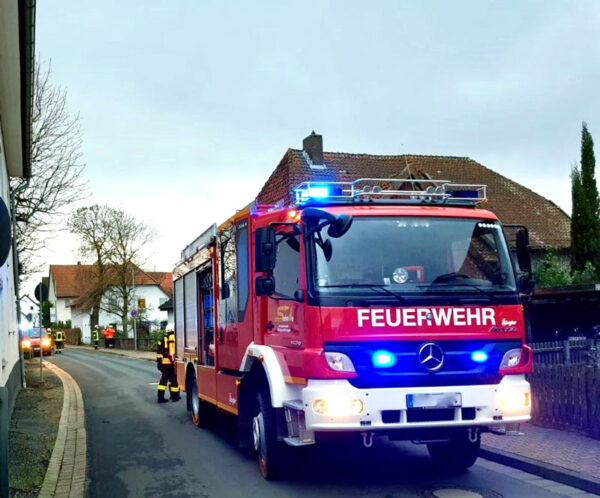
<box><xmin>21</xmin><ymin>327</ymin><xmax>54</xmax><ymax>356</ymax></box>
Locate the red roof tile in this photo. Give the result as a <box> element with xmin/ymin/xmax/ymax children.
<box><xmin>256</xmin><ymin>149</ymin><xmax>570</xmax><ymax>249</ymax></box>
<box><xmin>49</xmin><ymin>265</ymin><xmax>173</xmax><ymax>300</ymax></box>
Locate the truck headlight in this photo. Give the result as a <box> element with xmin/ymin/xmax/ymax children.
<box><xmin>22</xmin><ymin>339</ymin><xmax>31</xmax><ymax>349</ymax></box>
<box><xmin>41</xmin><ymin>338</ymin><xmax>51</xmax><ymax>347</ymax></box>
<box><xmin>312</xmin><ymin>398</ymin><xmax>364</xmax><ymax>416</ymax></box>
<box><xmin>324</xmin><ymin>352</ymin><xmax>355</xmax><ymax>373</ymax></box>
<box><xmin>500</xmin><ymin>348</ymin><xmax>522</xmax><ymax>369</ymax></box>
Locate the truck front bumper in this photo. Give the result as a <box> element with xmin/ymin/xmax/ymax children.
<box><xmin>301</xmin><ymin>374</ymin><xmax>530</xmax><ymax>432</ymax></box>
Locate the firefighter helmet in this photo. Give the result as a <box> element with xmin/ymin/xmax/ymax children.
<box><xmin>165</xmin><ymin>323</ymin><xmax>175</xmax><ymax>333</ymax></box>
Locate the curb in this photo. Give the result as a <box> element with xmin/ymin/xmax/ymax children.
<box><xmin>480</xmin><ymin>446</ymin><xmax>600</xmax><ymax>495</ymax></box>
<box><xmin>38</xmin><ymin>361</ymin><xmax>87</xmax><ymax>498</ymax></box>
<box><xmin>65</xmin><ymin>345</ymin><xmax>155</xmax><ymax>363</ymax></box>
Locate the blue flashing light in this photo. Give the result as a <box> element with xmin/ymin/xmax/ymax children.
<box><xmin>471</xmin><ymin>350</ymin><xmax>489</xmax><ymax>363</ymax></box>
<box><xmin>307</xmin><ymin>186</ymin><xmax>330</xmax><ymax>199</ymax></box>
<box><xmin>448</xmin><ymin>189</ymin><xmax>479</xmax><ymax>199</ymax></box>
<box><xmin>372</xmin><ymin>350</ymin><xmax>396</xmax><ymax>368</ymax></box>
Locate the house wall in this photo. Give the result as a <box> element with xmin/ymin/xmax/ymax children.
<box><xmin>71</xmin><ymin>309</ymin><xmax>91</xmax><ymax>344</ymax></box>
<box><xmin>47</xmin><ymin>275</ymin><xmax>73</xmax><ymax>324</ymax></box>
<box><xmin>99</xmin><ymin>285</ymin><xmax>170</xmax><ymax>335</ymax></box>
<box><xmin>0</xmin><ymin>119</ymin><xmax>21</xmax><ymax>414</ymax></box>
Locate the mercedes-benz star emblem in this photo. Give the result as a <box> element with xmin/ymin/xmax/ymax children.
<box><xmin>418</xmin><ymin>342</ymin><xmax>445</xmax><ymax>371</ymax></box>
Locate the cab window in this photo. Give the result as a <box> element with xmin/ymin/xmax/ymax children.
<box><xmin>273</xmin><ymin>234</ymin><xmax>300</xmax><ymax>297</ymax></box>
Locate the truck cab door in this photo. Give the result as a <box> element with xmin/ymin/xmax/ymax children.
<box><xmin>259</xmin><ymin>230</ymin><xmax>306</xmax><ymax>351</ymax></box>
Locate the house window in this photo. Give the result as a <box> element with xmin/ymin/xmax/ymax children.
<box><xmin>138</xmin><ymin>298</ymin><xmax>146</xmax><ymax>309</ymax></box>
<box><xmin>64</xmin><ymin>298</ymin><xmax>71</xmax><ymax>307</ymax></box>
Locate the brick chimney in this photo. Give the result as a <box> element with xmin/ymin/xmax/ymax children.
<box><xmin>302</xmin><ymin>131</ymin><xmax>324</xmax><ymax>167</ymax></box>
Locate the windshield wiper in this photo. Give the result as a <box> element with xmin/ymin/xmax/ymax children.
<box><xmin>319</xmin><ymin>284</ymin><xmax>410</xmax><ymax>304</ymax></box>
<box><xmin>419</xmin><ymin>282</ymin><xmax>499</xmax><ymax>303</ymax></box>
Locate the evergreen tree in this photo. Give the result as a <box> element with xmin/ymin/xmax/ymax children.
<box><xmin>571</xmin><ymin>123</ymin><xmax>600</xmax><ymax>272</ymax></box>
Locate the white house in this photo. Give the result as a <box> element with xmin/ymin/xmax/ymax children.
<box><xmin>158</xmin><ymin>297</ymin><xmax>174</xmax><ymax>325</ymax></box>
<box><xmin>0</xmin><ymin>0</ymin><xmax>35</xmax><ymax>488</ymax></box>
<box><xmin>48</xmin><ymin>265</ymin><xmax>84</xmax><ymax>323</ymax></box>
<box><xmin>49</xmin><ymin>265</ymin><xmax>173</xmax><ymax>343</ymax></box>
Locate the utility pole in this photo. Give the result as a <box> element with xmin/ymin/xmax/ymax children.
<box><xmin>34</xmin><ymin>282</ymin><xmax>48</xmax><ymax>383</ymax></box>
<box><xmin>131</xmin><ymin>266</ymin><xmax>137</xmax><ymax>351</ymax></box>
<box><xmin>38</xmin><ymin>292</ymin><xmax>43</xmax><ymax>382</ymax></box>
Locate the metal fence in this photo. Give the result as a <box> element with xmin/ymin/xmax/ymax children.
<box><xmin>531</xmin><ymin>339</ymin><xmax>600</xmax><ymax>366</ymax></box>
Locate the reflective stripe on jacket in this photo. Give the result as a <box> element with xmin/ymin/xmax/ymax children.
<box><xmin>159</xmin><ymin>332</ymin><xmax>176</xmax><ymax>364</ymax></box>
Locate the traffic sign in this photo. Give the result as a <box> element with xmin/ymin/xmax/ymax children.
<box><xmin>34</xmin><ymin>283</ymin><xmax>48</xmax><ymax>302</ymax></box>
<box><xmin>130</xmin><ymin>309</ymin><xmax>137</xmax><ymax>318</ymax></box>
<box><xmin>0</xmin><ymin>197</ymin><xmax>11</xmax><ymax>267</ymax></box>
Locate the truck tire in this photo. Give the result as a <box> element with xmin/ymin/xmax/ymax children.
<box><xmin>426</xmin><ymin>430</ymin><xmax>480</xmax><ymax>470</ymax></box>
<box><xmin>253</xmin><ymin>387</ymin><xmax>288</xmax><ymax>480</ymax></box>
<box><xmin>188</xmin><ymin>376</ymin><xmax>210</xmax><ymax>428</ymax></box>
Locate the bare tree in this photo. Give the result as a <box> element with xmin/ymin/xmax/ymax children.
<box><xmin>68</xmin><ymin>205</ymin><xmax>112</xmax><ymax>328</ymax></box>
<box><xmin>69</xmin><ymin>205</ymin><xmax>156</xmax><ymax>335</ymax></box>
<box><xmin>10</xmin><ymin>60</ymin><xmax>87</xmax><ymax>283</ymax></box>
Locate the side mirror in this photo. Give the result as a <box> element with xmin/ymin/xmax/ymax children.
<box><xmin>518</xmin><ymin>274</ymin><xmax>534</xmax><ymax>295</ymax></box>
<box><xmin>321</xmin><ymin>238</ymin><xmax>333</xmax><ymax>261</ymax></box>
<box><xmin>516</xmin><ymin>228</ymin><xmax>532</xmax><ymax>274</ymax></box>
<box><xmin>255</xmin><ymin>227</ymin><xmax>276</xmax><ymax>272</ymax></box>
<box><xmin>255</xmin><ymin>275</ymin><xmax>275</xmax><ymax>296</ymax></box>
<box><xmin>0</xmin><ymin>197</ymin><xmax>11</xmax><ymax>268</ymax></box>
<box><xmin>221</xmin><ymin>282</ymin><xmax>230</xmax><ymax>299</ymax></box>
<box><xmin>303</xmin><ymin>207</ymin><xmax>353</xmax><ymax>238</ymax></box>
<box><xmin>327</xmin><ymin>214</ymin><xmax>353</xmax><ymax>238</ymax></box>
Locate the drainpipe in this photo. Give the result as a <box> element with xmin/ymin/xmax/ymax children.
<box><xmin>10</xmin><ymin>180</ymin><xmax>29</xmax><ymax>389</ymax></box>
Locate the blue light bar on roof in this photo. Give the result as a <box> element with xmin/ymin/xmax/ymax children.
<box><xmin>447</xmin><ymin>190</ymin><xmax>479</xmax><ymax>199</ymax></box>
<box><xmin>307</xmin><ymin>186</ymin><xmax>330</xmax><ymax>199</ymax></box>
<box><xmin>295</xmin><ymin>183</ymin><xmax>343</xmax><ymax>204</ymax></box>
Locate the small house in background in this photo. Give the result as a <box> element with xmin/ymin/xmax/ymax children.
<box><xmin>48</xmin><ymin>264</ymin><xmax>173</xmax><ymax>343</ymax></box>
<box><xmin>257</xmin><ymin>132</ymin><xmax>571</xmax><ymax>269</ymax></box>
<box><xmin>158</xmin><ymin>297</ymin><xmax>174</xmax><ymax>326</ymax></box>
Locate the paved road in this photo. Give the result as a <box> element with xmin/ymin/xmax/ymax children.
<box><xmin>49</xmin><ymin>349</ymin><xmax>590</xmax><ymax>498</ymax></box>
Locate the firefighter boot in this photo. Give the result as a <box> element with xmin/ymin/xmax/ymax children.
<box><xmin>157</xmin><ymin>386</ymin><xmax>169</xmax><ymax>404</ymax></box>
<box><xmin>170</xmin><ymin>392</ymin><xmax>181</xmax><ymax>402</ymax></box>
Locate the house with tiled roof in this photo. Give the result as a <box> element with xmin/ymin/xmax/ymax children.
<box><xmin>257</xmin><ymin>132</ymin><xmax>571</xmax><ymax>266</ymax></box>
<box><xmin>48</xmin><ymin>264</ymin><xmax>173</xmax><ymax>342</ymax></box>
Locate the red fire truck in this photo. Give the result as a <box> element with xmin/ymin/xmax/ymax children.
<box><xmin>173</xmin><ymin>178</ymin><xmax>533</xmax><ymax>479</ymax></box>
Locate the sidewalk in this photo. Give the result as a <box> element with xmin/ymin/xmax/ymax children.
<box><xmin>38</xmin><ymin>361</ymin><xmax>87</xmax><ymax>498</ymax></box>
<box><xmin>65</xmin><ymin>344</ymin><xmax>155</xmax><ymax>361</ymax></box>
<box><xmin>482</xmin><ymin>423</ymin><xmax>600</xmax><ymax>494</ymax></box>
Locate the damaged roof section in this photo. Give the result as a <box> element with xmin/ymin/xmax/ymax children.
<box><xmin>256</xmin><ymin>133</ymin><xmax>570</xmax><ymax>250</ymax></box>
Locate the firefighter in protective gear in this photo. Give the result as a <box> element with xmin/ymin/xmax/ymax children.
<box><xmin>93</xmin><ymin>325</ymin><xmax>100</xmax><ymax>349</ymax></box>
<box><xmin>103</xmin><ymin>326</ymin><xmax>116</xmax><ymax>348</ymax></box>
<box><xmin>55</xmin><ymin>329</ymin><xmax>64</xmax><ymax>353</ymax></box>
<box><xmin>156</xmin><ymin>324</ymin><xmax>180</xmax><ymax>403</ymax></box>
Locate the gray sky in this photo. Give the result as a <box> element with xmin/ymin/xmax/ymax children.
<box><xmin>33</xmin><ymin>0</ymin><xmax>600</xmax><ymax>284</ymax></box>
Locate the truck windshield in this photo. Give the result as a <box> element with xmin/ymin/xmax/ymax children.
<box><xmin>311</xmin><ymin>217</ymin><xmax>516</xmax><ymax>298</ymax></box>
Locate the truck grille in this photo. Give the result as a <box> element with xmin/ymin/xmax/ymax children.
<box><xmin>324</xmin><ymin>339</ymin><xmax>521</xmax><ymax>389</ymax></box>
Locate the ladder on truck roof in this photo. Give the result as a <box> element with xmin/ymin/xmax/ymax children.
<box><xmin>293</xmin><ymin>178</ymin><xmax>487</xmax><ymax>207</ymax></box>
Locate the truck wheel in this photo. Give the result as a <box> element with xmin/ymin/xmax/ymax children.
<box><xmin>253</xmin><ymin>387</ymin><xmax>287</xmax><ymax>480</ymax></box>
<box><xmin>427</xmin><ymin>430</ymin><xmax>480</xmax><ymax>470</ymax></box>
<box><xmin>188</xmin><ymin>377</ymin><xmax>210</xmax><ymax>427</ymax></box>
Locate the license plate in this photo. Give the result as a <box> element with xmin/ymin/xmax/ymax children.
<box><xmin>406</xmin><ymin>393</ymin><xmax>462</xmax><ymax>409</ymax></box>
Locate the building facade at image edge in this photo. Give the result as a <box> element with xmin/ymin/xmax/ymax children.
<box><xmin>257</xmin><ymin>132</ymin><xmax>571</xmax><ymax>267</ymax></box>
<box><xmin>0</xmin><ymin>0</ymin><xmax>36</xmax><ymax>493</ymax></box>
